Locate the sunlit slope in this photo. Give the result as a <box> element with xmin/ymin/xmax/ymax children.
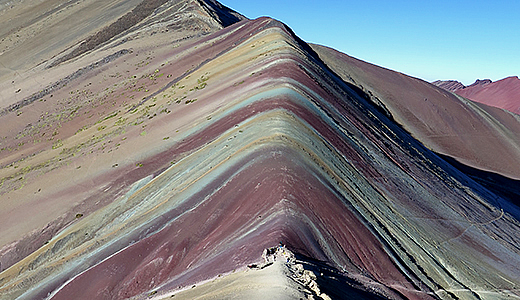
<box><xmin>0</xmin><ymin>0</ymin><xmax>142</xmax><ymax>81</ymax></box>
<box><xmin>457</xmin><ymin>76</ymin><xmax>520</xmax><ymax>115</ymax></box>
<box><xmin>0</xmin><ymin>4</ymin><xmax>519</xmax><ymax>300</ymax></box>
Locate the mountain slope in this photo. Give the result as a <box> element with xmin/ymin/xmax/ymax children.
<box><xmin>0</xmin><ymin>0</ymin><xmax>246</xmax><ymax>108</ymax></box>
<box><xmin>433</xmin><ymin>77</ymin><xmax>520</xmax><ymax>115</ymax></box>
<box><xmin>456</xmin><ymin>76</ymin><xmax>520</xmax><ymax>115</ymax></box>
<box><xmin>311</xmin><ymin>44</ymin><xmax>520</xmax><ymax>181</ymax></box>
<box><xmin>0</xmin><ymin>1</ymin><xmax>519</xmax><ymax>300</ymax></box>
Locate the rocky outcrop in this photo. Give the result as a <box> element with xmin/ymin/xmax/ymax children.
<box><xmin>432</xmin><ymin>79</ymin><xmax>465</xmax><ymax>92</ymax></box>
<box><xmin>466</xmin><ymin>78</ymin><xmax>492</xmax><ymax>88</ymax></box>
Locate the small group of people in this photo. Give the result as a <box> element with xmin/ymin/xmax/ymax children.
<box><xmin>261</xmin><ymin>242</ymin><xmax>294</xmax><ymax>264</ymax></box>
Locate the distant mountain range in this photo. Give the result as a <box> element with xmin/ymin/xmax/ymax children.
<box><xmin>433</xmin><ymin>76</ymin><xmax>520</xmax><ymax>114</ymax></box>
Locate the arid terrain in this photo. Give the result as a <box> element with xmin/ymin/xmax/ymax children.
<box><xmin>434</xmin><ymin>77</ymin><xmax>520</xmax><ymax>115</ymax></box>
<box><xmin>1</xmin><ymin>1</ymin><xmax>520</xmax><ymax>299</ymax></box>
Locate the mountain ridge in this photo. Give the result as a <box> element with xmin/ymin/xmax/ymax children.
<box><xmin>311</xmin><ymin>44</ymin><xmax>520</xmax><ymax>180</ymax></box>
<box><xmin>0</xmin><ymin>1</ymin><xmax>519</xmax><ymax>299</ymax></box>
<box><xmin>433</xmin><ymin>76</ymin><xmax>520</xmax><ymax>114</ymax></box>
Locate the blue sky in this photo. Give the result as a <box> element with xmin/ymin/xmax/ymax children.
<box><xmin>220</xmin><ymin>1</ymin><xmax>520</xmax><ymax>85</ymax></box>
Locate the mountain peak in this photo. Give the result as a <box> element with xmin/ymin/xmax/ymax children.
<box><xmin>434</xmin><ymin>76</ymin><xmax>520</xmax><ymax>114</ymax></box>
<box><xmin>195</xmin><ymin>0</ymin><xmax>247</xmax><ymax>27</ymax></box>
<box><xmin>467</xmin><ymin>78</ymin><xmax>492</xmax><ymax>88</ymax></box>
<box><xmin>0</xmin><ymin>0</ymin><xmax>246</xmax><ymax>75</ymax></box>
<box><xmin>503</xmin><ymin>75</ymin><xmax>520</xmax><ymax>81</ymax></box>
<box><xmin>432</xmin><ymin>79</ymin><xmax>465</xmax><ymax>92</ymax></box>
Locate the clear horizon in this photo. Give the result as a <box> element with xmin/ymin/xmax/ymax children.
<box><xmin>220</xmin><ymin>0</ymin><xmax>520</xmax><ymax>86</ymax></box>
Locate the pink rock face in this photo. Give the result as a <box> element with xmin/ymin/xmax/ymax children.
<box><xmin>1</xmin><ymin>1</ymin><xmax>520</xmax><ymax>300</ymax></box>
<box><xmin>456</xmin><ymin>76</ymin><xmax>520</xmax><ymax>114</ymax></box>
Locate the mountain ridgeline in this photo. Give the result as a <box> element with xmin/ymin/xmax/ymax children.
<box><xmin>434</xmin><ymin>77</ymin><xmax>520</xmax><ymax>114</ymax></box>
<box><xmin>0</xmin><ymin>1</ymin><xmax>519</xmax><ymax>299</ymax></box>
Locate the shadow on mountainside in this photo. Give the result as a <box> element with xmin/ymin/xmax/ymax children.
<box><xmin>301</xmin><ymin>39</ymin><xmax>520</xmax><ymax>222</ymax></box>
<box><xmin>292</xmin><ymin>254</ymin><xmax>391</xmax><ymax>300</ymax></box>
<box><xmin>438</xmin><ymin>153</ymin><xmax>520</xmax><ymax>211</ymax></box>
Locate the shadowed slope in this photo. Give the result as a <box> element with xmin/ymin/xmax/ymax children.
<box><xmin>1</xmin><ymin>2</ymin><xmax>520</xmax><ymax>300</ymax></box>
<box><xmin>311</xmin><ymin>44</ymin><xmax>520</xmax><ymax>180</ymax></box>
